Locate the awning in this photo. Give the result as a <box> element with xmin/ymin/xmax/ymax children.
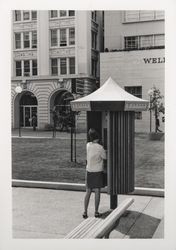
<box><xmin>71</xmin><ymin>77</ymin><xmax>149</xmax><ymax>111</ymax></box>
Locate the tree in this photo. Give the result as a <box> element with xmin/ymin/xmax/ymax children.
<box><xmin>148</xmin><ymin>86</ymin><xmax>165</xmax><ymax>133</ymax></box>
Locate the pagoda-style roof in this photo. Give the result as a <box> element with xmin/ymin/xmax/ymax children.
<box><xmin>71</xmin><ymin>77</ymin><xmax>149</xmax><ymax>111</ymax></box>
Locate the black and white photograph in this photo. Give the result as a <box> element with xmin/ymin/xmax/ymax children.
<box><xmin>0</xmin><ymin>1</ymin><xmax>176</xmax><ymax>250</ymax></box>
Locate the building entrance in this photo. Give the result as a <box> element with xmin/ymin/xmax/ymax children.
<box><xmin>19</xmin><ymin>91</ymin><xmax>38</xmax><ymax>128</ymax></box>
<box><xmin>51</xmin><ymin>90</ymin><xmax>74</xmax><ymax>131</ymax></box>
<box><xmin>20</xmin><ymin>106</ymin><xmax>37</xmax><ymax>127</ymax></box>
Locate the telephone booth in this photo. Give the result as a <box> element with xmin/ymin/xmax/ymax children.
<box><xmin>71</xmin><ymin>77</ymin><xmax>149</xmax><ymax>209</ymax></box>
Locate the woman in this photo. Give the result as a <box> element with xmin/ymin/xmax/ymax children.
<box><xmin>83</xmin><ymin>128</ymin><xmax>106</xmax><ymax>219</ymax></box>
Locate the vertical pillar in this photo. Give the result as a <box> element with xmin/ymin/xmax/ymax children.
<box><xmin>37</xmin><ymin>11</ymin><xmax>49</xmax><ymax>76</ymax></box>
<box><xmin>107</xmin><ymin>111</ymin><xmax>135</xmax><ymax>196</ymax></box>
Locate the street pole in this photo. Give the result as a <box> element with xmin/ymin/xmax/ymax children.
<box><xmin>19</xmin><ymin>103</ymin><xmax>21</xmax><ymax>137</ymax></box>
<box><xmin>71</xmin><ymin>126</ymin><xmax>73</xmax><ymax>162</ymax></box>
<box><xmin>74</xmin><ymin>126</ymin><xmax>76</xmax><ymax>163</ymax></box>
<box><xmin>15</xmin><ymin>85</ymin><xmax>22</xmax><ymax>137</ymax></box>
<box><xmin>110</xmin><ymin>194</ymin><xmax>118</xmax><ymax>209</ymax></box>
<box><xmin>150</xmin><ymin>95</ymin><xmax>152</xmax><ymax>132</ymax></box>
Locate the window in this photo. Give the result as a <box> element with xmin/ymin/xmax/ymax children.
<box><xmin>15</xmin><ymin>10</ymin><xmax>21</xmax><ymax>21</ymax></box>
<box><xmin>124</xmin><ymin>10</ymin><xmax>164</xmax><ymax>22</ymax></box>
<box><xmin>50</xmin><ymin>10</ymin><xmax>58</xmax><ymax>18</ymax></box>
<box><xmin>125</xmin><ymin>86</ymin><xmax>142</xmax><ymax>119</ymax></box>
<box><xmin>32</xmin><ymin>31</ymin><xmax>37</xmax><ymax>48</ymax></box>
<box><xmin>51</xmin><ymin>29</ymin><xmax>58</xmax><ymax>47</ymax></box>
<box><xmin>91</xmin><ymin>58</ymin><xmax>97</xmax><ymax>77</ymax></box>
<box><xmin>91</xmin><ymin>11</ymin><xmax>97</xmax><ymax>22</ymax></box>
<box><xmin>60</xmin><ymin>10</ymin><xmax>67</xmax><ymax>17</ymax></box>
<box><xmin>69</xmin><ymin>57</ymin><xmax>75</xmax><ymax>74</ymax></box>
<box><xmin>69</xmin><ymin>10</ymin><xmax>75</xmax><ymax>16</ymax></box>
<box><xmin>69</xmin><ymin>28</ymin><xmax>75</xmax><ymax>45</ymax></box>
<box><xmin>51</xmin><ymin>58</ymin><xmax>58</xmax><ymax>75</ymax></box>
<box><xmin>140</xmin><ymin>35</ymin><xmax>153</xmax><ymax>48</ymax></box>
<box><xmin>32</xmin><ymin>60</ymin><xmax>37</xmax><ymax>75</ymax></box>
<box><xmin>23</xmin><ymin>32</ymin><xmax>30</xmax><ymax>48</ymax></box>
<box><xmin>139</xmin><ymin>10</ymin><xmax>155</xmax><ymax>21</ymax></box>
<box><xmin>15</xmin><ymin>60</ymin><xmax>38</xmax><ymax>76</ymax></box>
<box><xmin>23</xmin><ymin>11</ymin><xmax>30</xmax><ymax>21</ymax></box>
<box><xmin>24</xmin><ymin>60</ymin><xmax>30</xmax><ymax>76</ymax></box>
<box><xmin>14</xmin><ymin>10</ymin><xmax>40</xmax><ymax>22</ymax></box>
<box><xmin>15</xmin><ymin>33</ymin><xmax>21</xmax><ymax>49</ymax></box>
<box><xmin>14</xmin><ymin>31</ymin><xmax>37</xmax><ymax>50</ymax></box>
<box><xmin>92</xmin><ymin>31</ymin><xmax>97</xmax><ymax>49</ymax></box>
<box><xmin>155</xmin><ymin>11</ymin><xmax>165</xmax><ymax>20</ymax></box>
<box><xmin>60</xmin><ymin>58</ymin><xmax>67</xmax><ymax>74</ymax></box>
<box><xmin>31</xmin><ymin>11</ymin><xmax>37</xmax><ymax>20</ymax></box>
<box><xmin>125</xmin><ymin>36</ymin><xmax>138</xmax><ymax>49</ymax></box>
<box><xmin>16</xmin><ymin>61</ymin><xmax>22</xmax><ymax>76</ymax></box>
<box><xmin>125</xmin><ymin>34</ymin><xmax>165</xmax><ymax>49</ymax></box>
<box><xmin>60</xmin><ymin>29</ymin><xmax>67</xmax><ymax>46</ymax></box>
<box><xmin>154</xmin><ymin>34</ymin><xmax>165</xmax><ymax>46</ymax></box>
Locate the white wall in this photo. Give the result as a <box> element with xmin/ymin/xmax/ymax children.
<box><xmin>105</xmin><ymin>11</ymin><xmax>164</xmax><ymax>50</ymax></box>
<box><xmin>76</xmin><ymin>11</ymin><xmax>91</xmax><ymax>76</ymax></box>
<box><xmin>100</xmin><ymin>49</ymin><xmax>165</xmax><ymax>132</ymax></box>
<box><xmin>38</xmin><ymin>11</ymin><xmax>50</xmax><ymax>76</ymax></box>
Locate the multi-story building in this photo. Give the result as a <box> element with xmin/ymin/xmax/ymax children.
<box><xmin>100</xmin><ymin>10</ymin><xmax>165</xmax><ymax>132</ymax></box>
<box><xmin>11</xmin><ymin>10</ymin><xmax>104</xmax><ymax>130</ymax></box>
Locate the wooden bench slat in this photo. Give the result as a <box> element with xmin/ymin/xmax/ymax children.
<box><xmin>64</xmin><ymin>218</ymin><xmax>93</xmax><ymax>238</ymax></box>
<box><xmin>78</xmin><ymin>219</ymin><xmax>103</xmax><ymax>239</ymax></box>
<box><xmin>71</xmin><ymin>218</ymin><xmax>98</xmax><ymax>239</ymax></box>
<box><xmin>87</xmin><ymin>198</ymin><xmax>134</xmax><ymax>238</ymax></box>
<box><xmin>65</xmin><ymin>198</ymin><xmax>134</xmax><ymax>239</ymax></box>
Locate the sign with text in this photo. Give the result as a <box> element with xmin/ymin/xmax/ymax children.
<box><xmin>143</xmin><ymin>57</ymin><xmax>165</xmax><ymax>64</ymax></box>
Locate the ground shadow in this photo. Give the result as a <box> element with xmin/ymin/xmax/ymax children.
<box><xmin>111</xmin><ymin>210</ymin><xmax>161</xmax><ymax>238</ymax></box>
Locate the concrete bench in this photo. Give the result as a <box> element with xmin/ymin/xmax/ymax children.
<box><xmin>64</xmin><ymin>197</ymin><xmax>134</xmax><ymax>239</ymax></box>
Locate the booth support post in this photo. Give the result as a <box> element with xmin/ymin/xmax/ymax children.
<box><xmin>110</xmin><ymin>195</ymin><xmax>118</xmax><ymax>209</ymax></box>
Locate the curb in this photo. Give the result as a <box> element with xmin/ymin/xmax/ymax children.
<box><xmin>12</xmin><ymin>179</ymin><xmax>164</xmax><ymax>197</ymax></box>
<box><xmin>12</xmin><ymin>136</ymin><xmax>86</xmax><ymax>140</ymax></box>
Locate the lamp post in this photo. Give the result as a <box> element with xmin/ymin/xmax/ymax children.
<box><xmin>148</xmin><ymin>88</ymin><xmax>153</xmax><ymax>133</ymax></box>
<box><xmin>15</xmin><ymin>85</ymin><xmax>22</xmax><ymax>137</ymax></box>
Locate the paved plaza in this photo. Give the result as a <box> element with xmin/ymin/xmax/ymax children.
<box><xmin>12</xmin><ymin>187</ymin><xmax>164</xmax><ymax>239</ymax></box>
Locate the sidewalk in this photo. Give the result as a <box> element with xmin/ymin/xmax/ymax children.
<box><xmin>12</xmin><ymin>187</ymin><xmax>164</xmax><ymax>239</ymax></box>
<box><xmin>12</xmin><ymin>128</ymin><xmax>86</xmax><ymax>139</ymax></box>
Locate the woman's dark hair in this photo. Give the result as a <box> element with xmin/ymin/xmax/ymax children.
<box><xmin>88</xmin><ymin>128</ymin><xmax>99</xmax><ymax>142</ymax></box>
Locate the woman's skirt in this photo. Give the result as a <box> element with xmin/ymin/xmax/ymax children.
<box><xmin>86</xmin><ymin>171</ymin><xmax>104</xmax><ymax>189</ymax></box>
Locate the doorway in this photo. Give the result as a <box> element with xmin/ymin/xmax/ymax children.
<box><xmin>19</xmin><ymin>91</ymin><xmax>38</xmax><ymax>128</ymax></box>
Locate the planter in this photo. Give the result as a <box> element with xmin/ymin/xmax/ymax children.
<box><xmin>148</xmin><ymin>132</ymin><xmax>164</xmax><ymax>141</ymax></box>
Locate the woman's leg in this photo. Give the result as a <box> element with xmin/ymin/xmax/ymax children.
<box><xmin>94</xmin><ymin>188</ymin><xmax>101</xmax><ymax>213</ymax></box>
<box><xmin>84</xmin><ymin>188</ymin><xmax>92</xmax><ymax>214</ymax></box>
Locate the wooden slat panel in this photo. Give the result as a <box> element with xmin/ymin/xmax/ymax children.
<box><xmin>107</xmin><ymin>111</ymin><xmax>135</xmax><ymax>194</ymax></box>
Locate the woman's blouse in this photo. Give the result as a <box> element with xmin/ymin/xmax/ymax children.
<box><xmin>86</xmin><ymin>142</ymin><xmax>106</xmax><ymax>172</ymax></box>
